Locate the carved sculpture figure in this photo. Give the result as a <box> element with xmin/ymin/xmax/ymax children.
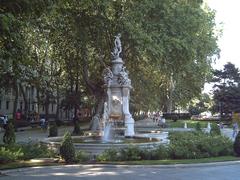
<box><xmin>103</xmin><ymin>67</ymin><xmax>113</xmax><ymax>85</ymax></box>
<box><xmin>118</xmin><ymin>66</ymin><xmax>131</xmax><ymax>86</ymax></box>
<box><xmin>111</xmin><ymin>33</ymin><xmax>122</xmax><ymax>58</ymax></box>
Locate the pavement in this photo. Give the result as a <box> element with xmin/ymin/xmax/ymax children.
<box><xmin>1</xmin><ymin>162</ymin><xmax>240</xmax><ymax>179</ymax></box>
<box><xmin>0</xmin><ymin>118</ymin><xmax>235</xmax><ymax>143</ymax></box>
<box><xmin>0</xmin><ymin>126</ymin><xmax>75</xmax><ymax>144</ymax></box>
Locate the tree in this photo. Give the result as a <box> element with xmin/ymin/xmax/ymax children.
<box><xmin>211</xmin><ymin>63</ymin><xmax>240</xmax><ymax>115</ymax></box>
<box><xmin>0</xmin><ymin>0</ymin><xmax>219</xmax><ymax>130</ymax></box>
<box><xmin>188</xmin><ymin>93</ymin><xmax>213</xmax><ymax>115</ymax></box>
<box><xmin>0</xmin><ymin>0</ymin><xmax>55</xmax><ymax>123</ymax></box>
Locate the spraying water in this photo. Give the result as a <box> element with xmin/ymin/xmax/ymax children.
<box><xmin>102</xmin><ymin>122</ymin><xmax>112</xmax><ymax>142</ymax></box>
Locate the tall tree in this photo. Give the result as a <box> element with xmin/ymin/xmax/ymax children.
<box><xmin>211</xmin><ymin>62</ymin><xmax>240</xmax><ymax>115</ymax></box>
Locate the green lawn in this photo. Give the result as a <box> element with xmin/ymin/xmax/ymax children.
<box><xmin>166</xmin><ymin>120</ymin><xmax>209</xmax><ymax>128</ymax></box>
<box><xmin>0</xmin><ymin>161</ymin><xmax>62</xmax><ymax>170</ymax></box>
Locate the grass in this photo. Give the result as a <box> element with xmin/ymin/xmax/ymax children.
<box><xmin>0</xmin><ymin>160</ymin><xmax>63</xmax><ymax>170</ymax></box>
<box><xmin>98</xmin><ymin>156</ymin><xmax>240</xmax><ymax>165</ymax></box>
<box><xmin>166</xmin><ymin>120</ymin><xmax>208</xmax><ymax>128</ymax></box>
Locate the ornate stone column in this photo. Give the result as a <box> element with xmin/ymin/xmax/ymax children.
<box><xmin>103</xmin><ymin>34</ymin><xmax>135</xmax><ymax>137</ymax></box>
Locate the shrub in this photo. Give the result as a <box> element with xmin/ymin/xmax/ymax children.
<box><xmin>75</xmin><ymin>151</ymin><xmax>90</xmax><ymax>162</ymax></box>
<box><xmin>139</xmin><ymin>149</ymin><xmax>154</xmax><ymax>160</ymax></box>
<box><xmin>234</xmin><ymin>132</ymin><xmax>240</xmax><ymax>156</ymax></box>
<box><xmin>97</xmin><ymin>148</ymin><xmax>119</xmax><ymax>162</ymax></box>
<box><xmin>60</xmin><ymin>132</ymin><xmax>75</xmax><ymax>163</ymax></box>
<box><xmin>153</xmin><ymin>145</ymin><xmax>169</xmax><ymax>160</ymax></box>
<box><xmin>21</xmin><ymin>143</ymin><xmax>56</xmax><ymax>160</ymax></box>
<box><xmin>0</xmin><ymin>146</ymin><xmax>23</xmax><ymax>163</ymax></box>
<box><xmin>119</xmin><ymin>146</ymin><xmax>141</xmax><ymax>161</ymax></box>
<box><xmin>48</xmin><ymin>122</ymin><xmax>58</xmax><ymax>137</ymax></box>
<box><xmin>3</xmin><ymin>122</ymin><xmax>16</xmax><ymax>145</ymax></box>
<box><xmin>210</xmin><ymin>123</ymin><xmax>221</xmax><ymax>136</ymax></box>
<box><xmin>168</xmin><ymin>132</ymin><xmax>233</xmax><ymax>159</ymax></box>
<box><xmin>195</xmin><ymin>122</ymin><xmax>201</xmax><ymax>131</ymax></box>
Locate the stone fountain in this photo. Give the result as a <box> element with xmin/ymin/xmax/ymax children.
<box><xmin>101</xmin><ymin>33</ymin><xmax>135</xmax><ymax>140</ymax></box>
<box><xmin>42</xmin><ymin>34</ymin><xmax>166</xmax><ymax>155</ymax></box>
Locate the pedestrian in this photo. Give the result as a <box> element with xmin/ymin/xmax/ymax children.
<box><xmin>40</xmin><ymin>115</ymin><xmax>46</xmax><ymax>130</ymax></box>
<box><xmin>232</xmin><ymin>122</ymin><xmax>239</xmax><ymax>139</ymax></box>
<box><xmin>162</xmin><ymin>117</ymin><xmax>166</xmax><ymax>128</ymax></box>
<box><xmin>15</xmin><ymin>110</ymin><xmax>21</xmax><ymax>121</ymax></box>
<box><xmin>157</xmin><ymin>116</ymin><xmax>162</xmax><ymax>126</ymax></box>
<box><xmin>3</xmin><ymin>115</ymin><xmax>8</xmax><ymax>130</ymax></box>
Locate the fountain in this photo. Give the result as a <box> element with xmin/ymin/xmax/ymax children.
<box><xmin>101</xmin><ymin>33</ymin><xmax>134</xmax><ymax>140</ymax></box>
<box><xmin>184</xmin><ymin>122</ymin><xmax>187</xmax><ymax>129</ymax></box>
<box><xmin>42</xmin><ymin>34</ymin><xmax>166</xmax><ymax>155</ymax></box>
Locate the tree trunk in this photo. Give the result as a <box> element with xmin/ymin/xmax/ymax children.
<box><xmin>12</xmin><ymin>80</ymin><xmax>19</xmax><ymax>127</ymax></box>
<box><xmin>45</xmin><ymin>91</ymin><xmax>50</xmax><ymax>122</ymax></box>
<box><xmin>19</xmin><ymin>83</ymin><xmax>28</xmax><ymax>120</ymax></box>
<box><xmin>81</xmin><ymin>51</ymin><xmax>105</xmax><ymax>130</ymax></box>
<box><xmin>55</xmin><ymin>84</ymin><xmax>60</xmax><ymax>122</ymax></box>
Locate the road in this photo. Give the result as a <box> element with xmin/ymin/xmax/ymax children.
<box><xmin>1</xmin><ymin>162</ymin><xmax>240</xmax><ymax>180</ymax></box>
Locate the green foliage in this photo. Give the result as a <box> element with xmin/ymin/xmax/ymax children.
<box><xmin>3</xmin><ymin>122</ymin><xmax>16</xmax><ymax>145</ymax></box>
<box><xmin>48</xmin><ymin>122</ymin><xmax>58</xmax><ymax>137</ymax></box>
<box><xmin>0</xmin><ymin>0</ymin><xmax>220</xmax><ymax>129</ymax></box>
<box><xmin>119</xmin><ymin>146</ymin><xmax>142</xmax><ymax>161</ymax></box>
<box><xmin>97</xmin><ymin>132</ymin><xmax>233</xmax><ymax>162</ymax></box>
<box><xmin>211</xmin><ymin>63</ymin><xmax>240</xmax><ymax>114</ymax></box>
<box><xmin>233</xmin><ymin>132</ymin><xmax>240</xmax><ymax>156</ymax></box>
<box><xmin>188</xmin><ymin>93</ymin><xmax>213</xmax><ymax>115</ymax></box>
<box><xmin>97</xmin><ymin>148</ymin><xmax>119</xmax><ymax>162</ymax></box>
<box><xmin>195</xmin><ymin>122</ymin><xmax>202</xmax><ymax>131</ymax></box>
<box><xmin>20</xmin><ymin>143</ymin><xmax>56</xmax><ymax>160</ymax></box>
<box><xmin>0</xmin><ymin>146</ymin><xmax>23</xmax><ymax>163</ymax></box>
<box><xmin>75</xmin><ymin>151</ymin><xmax>90</xmax><ymax>163</ymax></box>
<box><xmin>59</xmin><ymin>132</ymin><xmax>75</xmax><ymax>163</ymax></box>
<box><xmin>168</xmin><ymin>132</ymin><xmax>233</xmax><ymax>159</ymax></box>
<box><xmin>152</xmin><ymin>145</ymin><xmax>170</xmax><ymax>160</ymax></box>
<box><xmin>210</xmin><ymin>123</ymin><xmax>221</xmax><ymax>136</ymax></box>
<box><xmin>0</xmin><ymin>143</ymin><xmax>56</xmax><ymax>164</ymax></box>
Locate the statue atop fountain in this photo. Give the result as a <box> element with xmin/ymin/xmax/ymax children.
<box><xmin>102</xmin><ymin>34</ymin><xmax>135</xmax><ymax>139</ymax></box>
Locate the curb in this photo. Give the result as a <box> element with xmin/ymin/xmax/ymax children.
<box><xmin>1</xmin><ymin>160</ymin><xmax>240</xmax><ymax>175</ymax></box>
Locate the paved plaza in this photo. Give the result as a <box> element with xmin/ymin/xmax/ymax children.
<box><xmin>0</xmin><ymin>118</ymin><xmax>235</xmax><ymax>143</ymax></box>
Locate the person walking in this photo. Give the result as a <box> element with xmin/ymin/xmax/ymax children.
<box><xmin>40</xmin><ymin>115</ymin><xmax>47</xmax><ymax>130</ymax></box>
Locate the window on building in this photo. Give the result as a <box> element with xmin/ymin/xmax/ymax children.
<box><xmin>32</xmin><ymin>104</ymin><xmax>34</xmax><ymax>111</ymax></box>
<box><xmin>0</xmin><ymin>100</ymin><xmax>1</xmax><ymax>109</ymax></box>
<box><xmin>6</xmin><ymin>101</ymin><xmax>9</xmax><ymax>110</ymax></box>
<box><xmin>42</xmin><ymin>105</ymin><xmax>45</xmax><ymax>111</ymax></box>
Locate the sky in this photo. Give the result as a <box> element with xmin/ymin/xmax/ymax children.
<box><xmin>204</xmin><ymin>0</ymin><xmax>240</xmax><ymax>93</ymax></box>
<box><xmin>207</xmin><ymin>0</ymin><xmax>240</xmax><ymax>69</ymax></box>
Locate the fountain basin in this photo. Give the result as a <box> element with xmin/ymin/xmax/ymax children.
<box><xmin>41</xmin><ymin>135</ymin><xmax>164</xmax><ymax>155</ymax></box>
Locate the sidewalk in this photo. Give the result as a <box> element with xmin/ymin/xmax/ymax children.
<box><xmin>0</xmin><ymin>119</ymin><xmax>236</xmax><ymax>144</ymax></box>
<box><xmin>0</xmin><ymin>126</ymin><xmax>75</xmax><ymax>143</ymax></box>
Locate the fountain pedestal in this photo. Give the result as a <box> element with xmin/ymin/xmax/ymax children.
<box><xmin>102</xmin><ymin>34</ymin><xmax>135</xmax><ymax>138</ymax></box>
